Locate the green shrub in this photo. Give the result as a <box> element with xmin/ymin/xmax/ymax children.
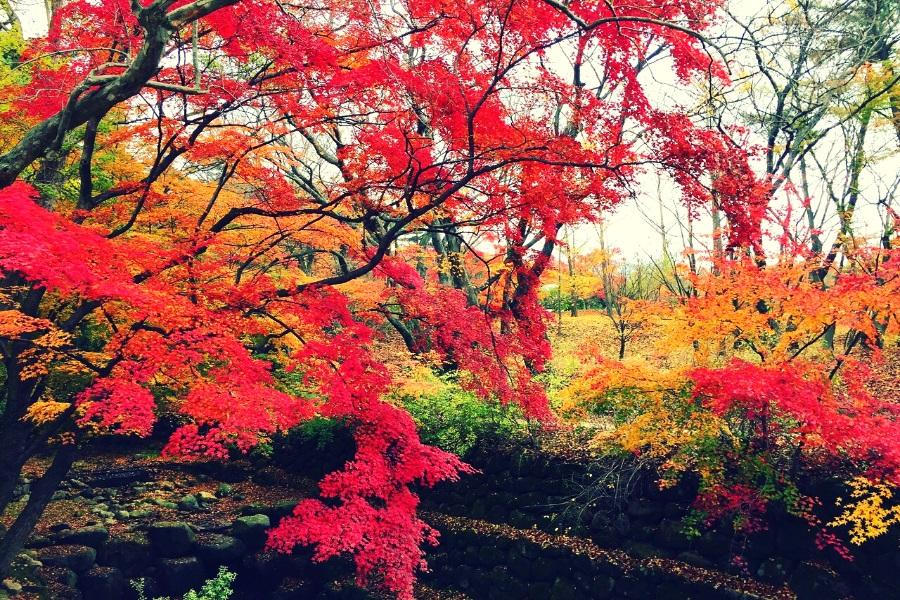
<box><xmin>400</xmin><ymin>381</ymin><xmax>525</xmax><ymax>456</ymax></box>
<box><xmin>131</xmin><ymin>566</ymin><xmax>236</xmax><ymax>600</ymax></box>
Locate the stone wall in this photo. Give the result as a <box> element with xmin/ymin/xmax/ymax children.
<box><xmin>420</xmin><ymin>446</ymin><xmax>900</xmax><ymax>600</ymax></box>
<box><xmin>9</xmin><ymin>495</ymin><xmax>360</xmax><ymax>599</ymax></box>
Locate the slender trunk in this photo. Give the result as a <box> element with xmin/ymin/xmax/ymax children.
<box><xmin>887</xmin><ymin>61</ymin><xmax>900</xmax><ymax>149</ymax></box>
<box><xmin>686</xmin><ymin>211</ymin><xmax>697</xmax><ymax>275</ymax></box>
<box><xmin>0</xmin><ymin>445</ymin><xmax>76</xmax><ymax>578</ymax></box>
<box><xmin>818</xmin><ymin>108</ymin><xmax>872</xmax><ymax>281</ymax></box>
<box><xmin>711</xmin><ymin>192</ymin><xmax>723</xmax><ymax>274</ymax></box>
<box><xmin>799</xmin><ymin>157</ymin><xmax>823</xmax><ymax>255</ymax></box>
<box><xmin>566</xmin><ymin>229</ymin><xmax>577</xmax><ymax>317</ymax></box>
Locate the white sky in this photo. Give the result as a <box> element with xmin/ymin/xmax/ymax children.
<box><xmin>10</xmin><ymin>0</ymin><xmax>47</xmax><ymax>38</ymax></box>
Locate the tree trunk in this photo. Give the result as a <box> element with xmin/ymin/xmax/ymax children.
<box><xmin>0</xmin><ymin>445</ymin><xmax>76</xmax><ymax>578</ymax></box>
<box><xmin>0</xmin><ymin>423</ymin><xmax>30</xmax><ymax>518</ymax></box>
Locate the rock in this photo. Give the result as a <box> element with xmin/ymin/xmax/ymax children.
<box><xmin>124</xmin><ymin>567</ymin><xmax>166</xmax><ymax>600</ymax></box>
<box><xmin>98</xmin><ymin>533</ymin><xmax>152</xmax><ymax>576</ymax></box>
<box><xmin>78</xmin><ymin>566</ymin><xmax>125</xmax><ymax>599</ymax></box>
<box><xmin>36</xmin><ymin>545</ymin><xmax>97</xmax><ymax>573</ymax></box>
<box><xmin>266</xmin><ymin>500</ymin><xmax>298</xmax><ymax>524</ymax></box>
<box><xmin>52</xmin><ymin>490</ymin><xmax>70</xmax><ymax>501</ymax></box>
<box><xmin>195</xmin><ymin>461</ymin><xmax>249</xmax><ymax>483</ymax></box>
<box><xmin>157</xmin><ymin>556</ymin><xmax>206</xmax><ymax>596</ymax></box>
<box><xmin>623</xmin><ymin>541</ymin><xmax>663</xmax><ymax>559</ymax></box>
<box><xmin>589</xmin><ymin>512</ymin><xmax>609</xmax><ymax>532</ymax></box>
<box><xmin>147</xmin><ymin>522</ymin><xmax>196</xmax><ymax>557</ymax></box>
<box><xmin>789</xmin><ymin>561</ymin><xmax>850</xmax><ymax>600</ymax></box>
<box><xmin>676</xmin><ymin>551</ymin><xmax>714</xmax><ymax>569</ymax></box>
<box><xmin>1</xmin><ymin>580</ymin><xmax>22</xmax><ymax>594</ymax></box>
<box><xmin>195</xmin><ymin>533</ymin><xmax>246</xmax><ymax>565</ymax></box>
<box><xmin>695</xmin><ymin>530</ymin><xmax>731</xmax><ymax>558</ymax></box>
<box><xmin>477</xmin><ymin>545</ymin><xmax>505</xmax><ymax>567</ymax></box>
<box><xmin>25</xmin><ymin>535</ymin><xmax>53</xmax><ymax>549</ymax></box>
<box><xmin>86</xmin><ymin>468</ymin><xmax>150</xmax><ymax>488</ymax></box>
<box><xmin>57</xmin><ymin>525</ymin><xmax>109</xmax><ymax>548</ymax></box>
<box><xmin>271</xmin><ymin>577</ymin><xmax>316</xmax><ymax>600</ymax></box>
<box><xmin>612</xmin><ymin>514</ymin><xmax>631</xmax><ymax>536</ymax></box>
<box><xmin>49</xmin><ymin>523</ymin><xmax>71</xmax><ymax>533</ymax></box>
<box><xmin>158</xmin><ymin>480</ymin><xmax>176</xmax><ymax>491</ymax></box>
<box><xmin>757</xmin><ymin>557</ymin><xmax>791</xmax><ymax>584</ymax></box>
<box><xmin>38</xmin><ymin>565</ymin><xmax>78</xmax><ymax>587</ymax></box>
<box><xmin>196</xmin><ymin>491</ymin><xmax>217</xmax><ymax>504</ymax></box>
<box><xmin>549</xmin><ymin>577</ymin><xmax>579</xmax><ymax>600</ymax></box>
<box><xmin>13</xmin><ymin>552</ymin><xmax>42</xmax><ymax>570</ymax></box>
<box><xmin>626</xmin><ymin>499</ymin><xmax>663</xmax><ymax>523</ymax></box>
<box><xmin>177</xmin><ymin>495</ymin><xmax>200</xmax><ymax>511</ymax></box>
<box><xmin>654</xmin><ymin>520</ymin><xmax>691</xmax><ymax>551</ymax></box>
<box><xmin>215</xmin><ymin>483</ymin><xmax>233</xmax><ymax>497</ymax></box>
<box><xmin>775</xmin><ymin>518</ymin><xmax>813</xmax><ymax>559</ymax></box>
<box><xmin>530</xmin><ymin>556</ymin><xmax>558</xmax><ymax>582</ymax></box>
<box><xmin>151</xmin><ymin>498</ymin><xmax>177</xmax><ymax>509</ymax></box>
<box><xmin>241</xmin><ymin>551</ymin><xmax>293</xmax><ymax>584</ymax></box>
<box><xmin>231</xmin><ymin>514</ymin><xmax>270</xmax><ymax>549</ymax></box>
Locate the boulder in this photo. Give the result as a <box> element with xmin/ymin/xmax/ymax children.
<box><xmin>789</xmin><ymin>561</ymin><xmax>850</xmax><ymax>600</ymax></box>
<box><xmin>1</xmin><ymin>580</ymin><xmax>22</xmax><ymax>594</ymax></box>
<box><xmin>240</xmin><ymin>551</ymin><xmax>293</xmax><ymax>590</ymax></box>
<box><xmin>654</xmin><ymin>520</ymin><xmax>691</xmax><ymax>551</ymax></box>
<box><xmin>695</xmin><ymin>530</ymin><xmax>731</xmax><ymax>558</ymax></box>
<box><xmin>231</xmin><ymin>514</ymin><xmax>270</xmax><ymax>549</ymax></box>
<box><xmin>127</xmin><ymin>576</ymin><xmax>164</xmax><ymax>600</ymax></box>
<box><xmin>477</xmin><ymin>545</ymin><xmax>505</xmax><ymax>567</ymax></box>
<box><xmin>756</xmin><ymin>557</ymin><xmax>791</xmax><ymax>584</ymax></box>
<box><xmin>37</xmin><ymin>545</ymin><xmax>96</xmax><ymax>573</ymax></box>
<box><xmin>37</xmin><ymin>565</ymin><xmax>77</xmax><ymax>587</ymax></box>
<box><xmin>196</xmin><ymin>491</ymin><xmax>217</xmax><ymax>504</ymax></box>
<box><xmin>676</xmin><ymin>551</ymin><xmax>714</xmax><ymax>569</ymax></box>
<box><xmin>86</xmin><ymin>468</ymin><xmax>150</xmax><ymax>488</ymax></box>
<box><xmin>549</xmin><ymin>577</ymin><xmax>579</xmax><ymax>600</ymax></box>
<box><xmin>195</xmin><ymin>533</ymin><xmax>246</xmax><ymax>565</ymax></box>
<box><xmin>626</xmin><ymin>499</ymin><xmax>663</xmax><ymax>523</ymax></box>
<box><xmin>147</xmin><ymin>522</ymin><xmax>196</xmax><ymax>557</ymax></box>
<box><xmin>56</xmin><ymin>525</ymin><xmax>109</xmax><ymax>548</ymax></box>
<box><xmin>97</xmin><ymin>533</ymin><xmax>153</xmax><ymax>576</ymax></box>
<box><xmin>177</xmin><ymin>495</ymin><xmax>200</xmax><ymax>511</ymax></box>
<box><xmin>157</xmin><ymin>556</ymin><xmax>206</xmax><ymax>596</ymax></box>
<box><xmin>78</xmin><ymin>566</ymin><xmax>126</xmax><ymax>599</ymax></box>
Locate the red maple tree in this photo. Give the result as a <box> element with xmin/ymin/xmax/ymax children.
<box><xmin>0</xmin><ymin>0</ymin><xmax>767</xmax><ymax>595</ymax></box>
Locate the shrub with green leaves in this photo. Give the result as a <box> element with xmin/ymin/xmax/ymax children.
<box><xmin>400</xmin><ymin>381</ymin><xmax>525</xmax><ymax>456</ymax></box>
<box><xmin>131</xmin><ymin>566</ymin><xmax>236</xmax><ymax>600</ymax></box>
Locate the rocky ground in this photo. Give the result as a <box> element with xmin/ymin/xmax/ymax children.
<box><xmin>2</xmin><ymin>436</ymin><xmax>891</xmax><ymax>600</ymax></box>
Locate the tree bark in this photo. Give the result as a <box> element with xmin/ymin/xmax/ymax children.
<box><xmin>0</xmin><ymin>445</ymin><xmax>76</xmax><ymax>578</ymax></box>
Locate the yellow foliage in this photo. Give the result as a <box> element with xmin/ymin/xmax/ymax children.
<box><xmin>567</xmin><ymin>356</ymin><xmax>730</xmax><ymax>473</ymax></box>
<box><xmin>23</xmin><ymin>400</ymin><xmax>71</xmax><ymax>426</ymax></box>
<box><xmin>0</xmin><ymin>309</ymin><xmax>53</xmax><ymax>337</ymax></box>
<box><xmin>830</xmin><ymin>477</ymin><xmax>900</xmax><ymax>545</ymax></box>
